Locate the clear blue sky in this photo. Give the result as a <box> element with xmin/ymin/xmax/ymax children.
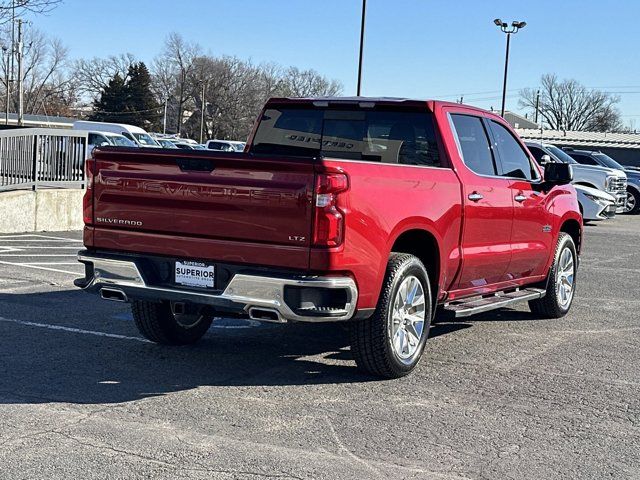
<box><xmin>33</xmin><ymin>0</ymin><xmax>640</xmax><ymax>124</ymax></box>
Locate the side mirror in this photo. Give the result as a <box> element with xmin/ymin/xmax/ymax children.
<box><xmin>544</xmin><ymin>162</ymin><xmax>573</xmax><ymax>185</ymax></box>
<box><xmin>539</xmin><ymin>154</ymin><xmax>552</xmax><ymax>165</ymax></box>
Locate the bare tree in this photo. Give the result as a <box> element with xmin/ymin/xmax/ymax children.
<box><xmin>152</xmin><ymin>33</ymin><xmax>201</xmax><ymax>134</ymax></box>
<box><xmin>520</xmin><ymin>74</ymin><xmax>622</xmax><ymax>132</ymax></box>
<box><xmin>72</xmin><ymin>53</ymin><xmax>136</xmax><ymax>101</ymax></box>
<box><xmin>0</xmin><ymin>25</ymin><xmax>74</xmax><ymax>117</ymax></box>
<box><xmin>0</xmin><ymin>0</ymin><xmax>61</xmax><ymax>23</ymax></box>
<box><xmin>280</xmin><ymin>66</ymin><xmax>342</xmax><ymax>98</ymax></box>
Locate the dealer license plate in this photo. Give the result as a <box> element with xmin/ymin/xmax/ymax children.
<box><xmin>175</xmin><ymin>261</ymin><xmax>215</xmax><ymax>288</ymax></box>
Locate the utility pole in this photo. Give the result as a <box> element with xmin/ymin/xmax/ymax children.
<box><xmin>356</xmin><ymin>0</ymin><xmax>366</xmax><ymax>96</ymax></box>
<box><xmin>3</xmin><ymin>46</ymin><xmax>8</xmax><ymax>125</ymax></box>
<box><xmin>534</xmin><ymin>89</ymin><xmax>540</xmax><ymax>124</ymax></box>
<box><xmin>199</xmin><ymin>82</ymin><xmax>206</xmax><ymax>144</ymax></box>
<box><xmin>16</xmin><ymin>18</ymin><xmax>23</xmax><ymax>127</ymax></box>
<box><xmin>10</xmin><ymin>0</ymin><xmax>15</xmax><ymax>92</ymax></box>
<box><xmin>163</xmin><ymin>96</ymin><xmax>168</xmax><ymax>134</ymax></box>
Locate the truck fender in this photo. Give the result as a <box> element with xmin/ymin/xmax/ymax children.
<box><xmin>383</xmin><ymin>218</ymin><xmax>450</xmax><ymax>304</ymax></box>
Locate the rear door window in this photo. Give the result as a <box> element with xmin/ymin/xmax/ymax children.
<box><xmin>450</xmin><ymin>114</ymin><xmax>497</xmax><ymax>176</ymax></box>
<box><xmin>251</xmin><ymin>107</ymin><xmax>442</xmax><ymax>167</ymax></box>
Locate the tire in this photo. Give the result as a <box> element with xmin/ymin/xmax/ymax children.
<box><xmin>624</xmin><ymin>188</ymin><xmax>640</xmax><ymax>214</ymax></box>
<box><xmin>131</xmin><ymin>300</ymin><xmax>212</xmax><ymax>345</ymax></box>
<box><xmin>350</xmin><ymin>253</ymin><xmax>432</xmax><ymax>379</ymax></box>
<box><xmin>529</xmin><ymin>233</ymin><xmax>577</xmax><ymax>319</ymax></box>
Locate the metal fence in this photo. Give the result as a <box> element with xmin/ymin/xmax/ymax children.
<box><xmin>0</xmin><ymin>128</ymin><xmax>88</xmax><ymax>192</ymax></box>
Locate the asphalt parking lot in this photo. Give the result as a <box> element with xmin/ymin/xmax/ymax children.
<box><xmin>0</xmin><ymin>222</ymin><xmax>639</xmax><ymax>480</ymax></box>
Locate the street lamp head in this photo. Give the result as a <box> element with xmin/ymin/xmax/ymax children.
<box><xmin>493</xmin><ymin>18</ymin><xmax>503</xmax><ymax>26</ymax></box>
<box><xmin>513</xmin><ymin>21</ymin><xmax>526</xmax><ymax>29</ymax></box>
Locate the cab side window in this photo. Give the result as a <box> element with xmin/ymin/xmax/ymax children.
<box><xmin>489</xmin><ymin>121</ymin><xmax>539</xmax><ymax>181</ymax></box>
<box><xmin>450</xmin><ymin>114</ymin><xmax>497</xmax><ymax>176</ymax></box>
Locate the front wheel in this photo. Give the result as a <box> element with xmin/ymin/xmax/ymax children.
<box><xmin>350</xmin><ymin>253</ymin><xmax>432</xmax><ymax>379</ymax></box>
<box><xmin>132</xmin><ymin>300</ymin><xmax>212</xmax><ymax>345</ymax></box>
<box><xmin>529</xmin><ymin>233</ymin><xmax>577</xmax><ymax>318</ymax></box>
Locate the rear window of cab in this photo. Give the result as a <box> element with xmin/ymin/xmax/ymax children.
<box><xmin>252</xmin><ymin>106</ymin><xmax>443</xmax><ymax>167</ymax></box>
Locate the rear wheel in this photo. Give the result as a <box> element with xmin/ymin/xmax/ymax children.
<box><xmin>625</xmin><ymin>188</ymin><xmax>639</xmax><ymax>214</ymax></box>
<box><xmin>132</xmin><ymin>300</ymin><xmax>212</xmax><ymax>345</ymax></box>
<box><xmin>350</xmin><ymin>253</ymin><xmax>432</xmax><ymax>379</ymax></box>
<box><xmin>529</xmin><ymin>233</ymin><xmax>577</xmax><ymax>318</ymax></box>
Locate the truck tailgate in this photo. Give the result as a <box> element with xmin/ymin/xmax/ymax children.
<box><xmin>90</xmin><ymin>148</ymin><xmax>315</xmax><ymax>270</ymax></box>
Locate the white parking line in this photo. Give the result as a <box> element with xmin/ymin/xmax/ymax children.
<box><xmin>0</xmin><ymin>260</ymin><xmax>80</xmax><ymax>275</ymax></box>
<box><xmin>14</xmin><ymin>262</ymin><xmax>80</xmax><ymax>266</ymax></box>
<box><xmin>0</xmin><ymin>316</ymin><xmax>151</xmax><ymax>343</ymax></box>
<box><xmin>0</xmin><ymin>245</ymin><xmax>78</xmax><ymax>252</ymax></box>
<box><xmin>0</xmin><ymin>234</ymin><xmax>83</xmax><ymax>241</ymax></box>
<box><xmin>0</xmin><ymin>239</ymin><xmax>83</xmax><ymax>243</ymax></box>
<box><xmin>0</xmin><ymin>254</ymin><xmax>78</xmax><ymax>257</ymax></box>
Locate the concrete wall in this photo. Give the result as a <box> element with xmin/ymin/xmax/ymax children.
<box><xmin>0</xmin><ymin>189</ymin><xmax>84</xmax><ymax>233</ymax></box>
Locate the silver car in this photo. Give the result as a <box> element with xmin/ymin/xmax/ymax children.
<box><xmin>575</xmin><ymin>184</ymin><xmax>616</xmax><ymax>222</ymax></box>
<box><xmin>525</xmin><ymin>141</ymin><xmax>627</xmax><ymax>212</ymax></box>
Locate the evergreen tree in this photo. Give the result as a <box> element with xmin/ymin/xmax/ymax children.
<box><xmin>89</xmin><ymin>74</ymin><xmax>128</xmax><ymax>122</ymax></box>
<box><xmin>125</xmin><ymin>62</ymin><xmax>160</xmax><ymax>128</ymax></box>
<box><xmin>89</xmin><ymin>62</ymin><xmax>160</xmax><ymax>128</ymax></box>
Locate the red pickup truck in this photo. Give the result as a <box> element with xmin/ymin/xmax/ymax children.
<box><xmin>76</xmin><ymin>97</ymin><xmax>582</xmax><ymax>378</ymax></box>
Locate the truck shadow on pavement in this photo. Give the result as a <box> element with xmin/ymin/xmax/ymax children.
<box><xmin>0</xmin><ymin>289</ymin><xmax>530</xmax><ymax>405</ymax></box>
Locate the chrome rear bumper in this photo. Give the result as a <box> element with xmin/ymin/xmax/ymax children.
<box><xmin>76</xmin><ymin>252</ymin><xmax>358</xmax><ymax>323</ymax></box>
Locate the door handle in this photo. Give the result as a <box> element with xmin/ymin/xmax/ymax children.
<box><xmin>514</xmin><ymin>194</ymin><xmax>527</xmax><ymax>203</ymax></box>
<box><xmin>468</xmin><ymin>192</ymin><xmax>484</xmax><ymax>202</ymax></box>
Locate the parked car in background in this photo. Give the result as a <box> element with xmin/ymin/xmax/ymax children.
<box><xmin>205</xmin><ymin>139</ymin><xmax>240</xmax><ymax>152</ymax></box>
<box><xmin>86</xmin><ymin>131</ymin><xmax>137</xmax><ymax>156</ymax></box>
<box><xmin>155</xmin><ymin>138</ymin><xmax>179</xmax><ymax>149</ymax></box>
<box><xmin>526</xmin><ymin>142</ymin><xmax>627</xmax><ymax>212</ymax></box>
<box><xmin>74</xmin><ymin>121</ymin><xmax>161</xmax><ymax>148</ymax></box>
<box><xmin>176</xmin><ymin>138</ymin><xmax>199</xmax><ymax>146</ymax></box>
<box><xmin>563</xmin><ymin>148</ymin><xmax>640</xmax><ymax>214</ymax></box>
<box><xmin>174</xmin><ymin>143</ymin><xmax>206</xmax><ymax>150</ymax></box>
<box><xmin>574</xmin><ymin>185</ymin><xmax>617</xmax><ymax>222</ymax></box>
<box><xmin>76</xmin><ymin>96</ymin><xmax>582</xmax><ymax>379</ymax></box>
<box><xmin>230</xmin><ymin>141</ymin><xmax>246</xmax><ymax>152</ymax></box>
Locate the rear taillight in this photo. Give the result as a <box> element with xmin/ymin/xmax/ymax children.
<box><xmin>83</xmin><ymin>159</ymin><xmax>95</xmax><ymax>225</ymax></box>
<box><xmin>313</xmin><ymin>173</ymin><xmax>348</xmax><ymax>247</ymax></box>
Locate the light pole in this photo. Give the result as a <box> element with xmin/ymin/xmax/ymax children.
<box><xmin>356</xmin><ymin>0</ymin><xmax>366</xmax><ymax>96</ymax></box>
<box><xmin>493</xmin><ymin>18</ymin><xmax>526</xmax><ymax>117</ymax></box>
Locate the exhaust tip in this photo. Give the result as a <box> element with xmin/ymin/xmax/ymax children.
<box><xmin>248</xmin><ymin>308</ymin><xmax>283</xmax><ymax>323</ymax></box>
<box><xmin>100</xmin><ymin>288</ymin><xmax>128</xmax><ymax>303</ymax></box>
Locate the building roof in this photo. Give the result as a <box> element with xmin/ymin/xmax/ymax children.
<box><xmin>0</xmin><ymin>112</ymin><xmax>75</xmax><ymax>129</ymax></box>
<box><xmin>516</xmin><ymin>128</ymin><xmax>640</xmax><ymax>150</ymax></box>
<box><xmin>504</xmin><ymin>111</ymin><xmax>538</xmax><ymax>129</ymax></box>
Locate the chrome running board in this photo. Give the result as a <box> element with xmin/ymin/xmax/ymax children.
<box><xmin>444</xmin><ymin>288</ymin><xmax>546</xmax><ymax>318</ymax></box>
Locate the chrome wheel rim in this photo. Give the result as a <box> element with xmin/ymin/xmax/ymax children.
<box><xmin>556</xmin><ymin>247</ymin><xmax>575</xmax><ymax>308</ymax></box>
<box><xmin>390</xmin><ymin>275</ymin><xmax>426</xmax><ymax>362</ymax></box>
<box><xmin>626</xmin><ymin>192</ymin><xmax>636</xmax><ymax>213</ymax></box>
